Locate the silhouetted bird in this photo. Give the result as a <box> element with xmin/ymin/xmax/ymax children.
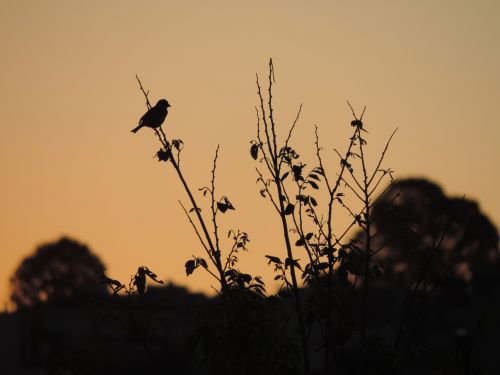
<box><xmin>131</xmin><ymin>99</ymin><xmax>171</xmax><ymax>133</ymax></box>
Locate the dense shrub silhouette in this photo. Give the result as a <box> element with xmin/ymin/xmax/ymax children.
<box><xmin>190</xmin><ymin>288</ymin><xmax>302</xmax><ymax>375</ymax></box>
<box><xmin>10</xmin><ymin>236</ymin><xmax>107</xmax><ymax>308</ymax></box>
<box><xmin>361</xmin><ymin>178</ymin><xmax>500</xmax><ymax>291</ymax></box>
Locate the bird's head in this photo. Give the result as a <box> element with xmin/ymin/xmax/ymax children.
<box><xmin>157</xmin><ymin>99</ymin><xmax>171</xmax><ymax>108</ymax></box>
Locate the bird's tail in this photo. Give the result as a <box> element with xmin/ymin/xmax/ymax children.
<box><xmin>131</xmin><ymin>125</ymin><xmax>142</xmax><ymax>133</ymax></box>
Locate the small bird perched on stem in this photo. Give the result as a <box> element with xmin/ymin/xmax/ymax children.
<box><xmin>131</xmin><ymin>99</ymin><xmax>171</xmax><ymax>133</ymax></box>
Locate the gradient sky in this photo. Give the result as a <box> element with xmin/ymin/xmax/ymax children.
<box><xmin>1</xmin><ymin>0</ymin><xmax>499</xmax><ymax>308</ymax></box>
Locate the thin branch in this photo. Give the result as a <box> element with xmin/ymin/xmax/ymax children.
<box><xmin>285</xmin><ymin>103</ymin><xmax>303</xmax><ymax>147</ymax></box>
<box><xmin>210</xmin><ymin>146</ymin><xmax>221</xmax><ymax>256</ymax></box>
<box><xmin>257</xmin><ymin>59</ymin><xmax>310</xmax><ymax>374</ymax></box>
<box><xmin>267</xmin><ymin>59</ymin><xmax>279</xmax><ymax>166</ymax></box>
<box><xmin>255</xmin><ymin>107</ymin><xmax>277</xmax><ymax>180</ymax></box>
<box><xmin>368</xmin><ymin>127</ymin><xmax>398</xmax><ymax>186</ymax></box>
<box><xmin>315</xmin><ymin>126</ymin><xmax>332</xmax><ymax>193</ymax></box>
<box><xmin>178</xmin><ymin>201</ymin><xmax>214</xmax><ymax>262</ymax></box>
<box><xmin>334</xmin><ymin>148</ymin><xmax>364</xmax><ymax>192</ymax></box>
<box><xmin>360</xmin><ymin>106</ymin><xmax>367</xmax><ymax>120</ymax></box>
<box><xmin>136</xmin><ymin>75</ymin><xmax>152</xmax><ymax>110</ymax></box>
<box><xmin>338</xmin><ymin>175</ymin><xmax>364</xmax><ymax>202</ymax></box>
<box><xmin>255</xmin><ymin>167</ymin><xmax>280</xmax><ymax>213</ymax></box>
<box><xmin>191</xmin><ymin>255</ymin><xmax>221</xmax><ymax>282</ymax></box>
<box><xmin>279</xmin><ymin>103</ymin><xmax>303</xmax><ymax>171</ymax></box>
<box><xmin>347</xmin><ymin>100</ymin><xmax>358</xmax><ymax>120</ymax></box>
<box><xmin>368</xmin><ymin>170</ymin><xmax>393</xmax><ymax>198</ymax></box>
<box><xmin>256</xmin><ymin>75</ymin><xmax>276</xmax><ymax>162</ymax></box>
<box><xmin>223</xmin><ymin>239</ymin><xmax>239</xmax><ymax>272</ymax></box>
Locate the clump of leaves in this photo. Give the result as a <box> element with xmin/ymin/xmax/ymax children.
<box><xmin>102</xmin><ymin>266</ymin><xmax>163</xmax><ymax>296</ymax></box>
<box><xmin>133</xmin><ymin>266</ymin><xmax>164</xmax><ymax>294</ymax></box>
<box><xmin>185</xmin><ymin>257</ymin><xmax>209</xmax><ymax>276</ymax></box>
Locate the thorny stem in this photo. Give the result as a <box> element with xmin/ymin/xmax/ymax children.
<box><xmin>223</xmin><ymin>233</ymin><xmax>241</xmax><ymax>272</ymax></box>
<box><xmin>368</xmin><ymin>127</ymin><xmax>398</xmax><ymax>187</ymax></box>
<box><xmin>315</xmin><ymin>103</ymin><xmax>395</xmax><ymax>370</ymax></box>
<box><xmin>284</xmin><ymin>104</ymin><xmax>303</xmax><ymax>145</ymax></box>
<box><xmin>359</xmin><ymin>124</ymin><xmax>397</xmax><ymax>355</ymax></box>
<box><xmin>159</xmin><ymin>131</ymin><xmax>228</xmax><ymax>292</ymax></box>
<box><xmin>135</xmin><ymin>76</ymin><xmax>228</xmax><ymax>293</ymax></box>
<box><xmin>256</xmin><ymin>60</ymin><xmax>310</xmax><ymax>375</ymax></box>
<box><xmin>210</xmin><ymin>146</ymin><xmax>222</xmax><ymax>261</ymax></box>
<box><xmin>358</xmin><ymin>124</ymin><xmax>372</xmax><ymax>354</ymax></box>
<box><xmin>275</xmin><ymin>117</ymin><xmax>311</xmax><ymax>375</ymax></box>
<box><xmin>316</xmin><ymin>123</ymin><xmax>358</xmax><ymax>373</ymax></box>
<box><xmin>268</xmin><ymin>59</ymin><xmax>279</xmax><ymax>159</ymax></box>
<box><xmin>255</xmin><ymin>107</ymin><xmax>278</xmax><ymax>181</ymax></box>
<box><xmin>136</xmin><ymin>75</ymin><xmax>152</xmax><ymax>110</ymax></box>
<box><xmin>255</xmin><ymin>167</ymin><xmax>280</xmax><ymax>213</ymax></box>
<box><xmin>256</xmin><ymin>76</ymin><xmax>276</xmax><ymax>167</ymax></box>
<box><xmin>345</xmin><ymin>101</ymin><xmax>372</xmax><ymax>356</ymax></box>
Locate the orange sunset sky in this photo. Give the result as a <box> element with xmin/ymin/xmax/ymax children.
<box><xmin>1</xmin><ymin>0</ymin><xmax>499</xmax><ymax>308</ymax></box>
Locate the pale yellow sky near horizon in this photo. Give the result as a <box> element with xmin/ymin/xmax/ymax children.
<box><xmin>1</xmin><ymin>0</ymin><xmax>499</xmax><ymax>307</ymax></box>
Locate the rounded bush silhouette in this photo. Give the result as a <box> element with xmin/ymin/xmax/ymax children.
<box><xmin>10</xmin><ymin>237</ymin><xmax>108</xmax><ymax>308</ymax></box>
<box><xmin>357</xmin><ymin>178</ymin><xmax>499</xmax><ymax>291</ymax></box>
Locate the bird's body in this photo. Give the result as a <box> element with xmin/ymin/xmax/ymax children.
<box><xmin>131</xmin><ymin>99</ymin><xmax>171</xmax><ymax>133</ymax></box>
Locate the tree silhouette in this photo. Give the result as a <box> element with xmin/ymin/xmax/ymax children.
<box><xmin>355</xmin><ymin>178</ymin><xmax>500</xmax><ymax>293</ymax></box>
<box><xmin>10</xmin><ymin>236</ymin><xmax>108</xmax><ymax>308</ymax></box>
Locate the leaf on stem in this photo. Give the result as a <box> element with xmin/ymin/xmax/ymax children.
<box><xmin>284</xmin><ymin>203</ymin><xmax>295</xmax><ymax>215</ymax></box>
<box><xmin>312</xmin><ymin>166</ymin><xmax>324</xmax><ymax>176</ymax></box>
<box><xmin>250</xmin><ymin>143</ymin><xmax>259</xmax><ymax>160</ymax></box>
<box><xmin>185</xmin><ymin>260</ymin><xmax>197</xmax><ymax>276</ymax></box>
<box><xmin>254</xmin><ymin>276</ymin><xmax>265</xmax><ymax>285</ymax></box>
<box><xmin>198</xmin><ymin>187</ymin><xmax>210</xmax><ymax>197</ymax></box>
<box><xmin>308</xmin><ymin>180</ymin><xmax>319</xmax><ymax>190</ymax></box>
<box><xmin>142</xmin><ymin>266</ymin><xmax>164</xmax><ymax>284</ymax></box>
<box><xmin>265</xmin><ymin>255</ymin><xmax>282</xmax><ymax>265</ymax></box>
<box><xmin>134</xmin><ymin>267</ymin><xmax>146</xmax><ymax>294</ymax></box>
<box><xmin>295</xmin><ymin>237</ymin><xmax>305</xmax><ymax>246</ymax></box>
